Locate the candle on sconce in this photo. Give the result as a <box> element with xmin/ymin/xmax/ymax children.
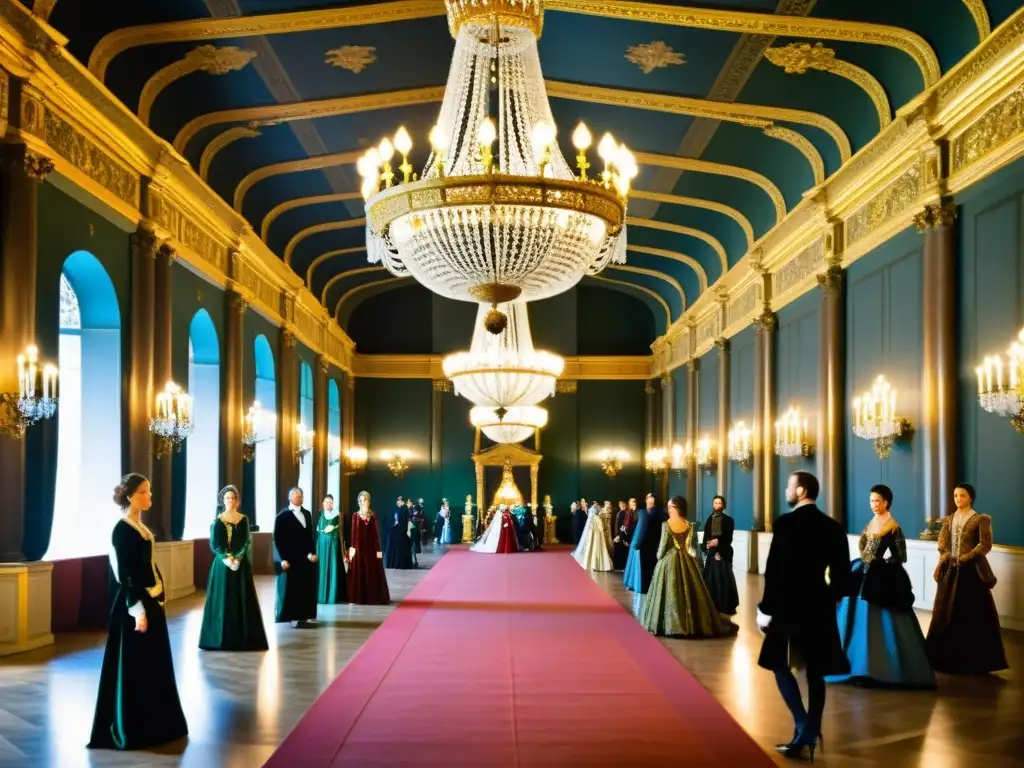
<box><xmin>16</xmin><ymin>355</ymin><xmax>25</xmax><ymax>399</ymax></box>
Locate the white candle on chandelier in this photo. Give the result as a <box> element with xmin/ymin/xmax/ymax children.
<box><xmin>477</xmin><ymin>117</ymin><xmax>496</xmax><ymax>147</ymax></box>
<box><xmin>16</xmin><ymin>354</ymin><xmax>25</xmax><ymax>399</ymax></box>
<box><xmin>976</xmin><ymin>366</ymin><xmax>984</xmax><ymax>394</ymax></box>
<box><xmin>994</xmin><ymin>356</ymin><xmax>1003</xmax><ymax>390</ymax></box>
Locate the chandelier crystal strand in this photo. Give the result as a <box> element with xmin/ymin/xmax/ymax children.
<box><xmin>470</xmin><ymin>405</ymin><xmax>548</xmax><ymax>444</ymax></box>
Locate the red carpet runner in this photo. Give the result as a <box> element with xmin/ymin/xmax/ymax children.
<box><xmin>265</xmin><ymin>549</ymin><xmax>774</xmax><ymax>767</ymax></box>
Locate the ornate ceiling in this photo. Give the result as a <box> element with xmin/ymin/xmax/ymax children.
<box><xmin>38</xmin><ymin>0</ymin><xmax>1014</xmax><ymax>336</ymax></box>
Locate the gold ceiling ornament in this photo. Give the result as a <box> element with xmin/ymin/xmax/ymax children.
<box><xmin>262</xmin><ymin>192</ymin><xmax>362</xmax><ymax>242</ymax></box>
<box><xmin>446</xmin><ymin>0</ymin><xmax>544</xmax><ymax>38</ymax></box>
<box><xmin>284</xmin><ymin>218</ymin><xmax>367</xmax><ymax>267</ymax></box>
<box><xmin>625</xmin><ymin>41</ymin><xmax>686</xmax><ymax>74</ymax></box>
<box><xmin>627</xmin><ymin>217</ymin><xmax>728</xmax><ymax>275</ymax></box>
<box><xmin>138</xmin><ymin>45</ymin><xmax>257</xmax><ymax>126</ymax></box>
<box><xmin>306</xmin><ymin>246</ymin><xmax>367</xmax><ymax>287</ymax></box>
<box><xmin>325</xmin><ymin>45</ymin><xmax>377</xmax><ymax>74</ymax></box>
<box><xmin>629</xmin><ymin>190</ymin><xmax>755</xmax><ymax>249</ymax></box>
<box><xmin>607</xmin><ymin>264</ymin><xmax>687</xmax><ymax>311</ymax></box>
<box><xmin>960</xmin><ymin>0</ymin><xmax>991</xmax><ymax>41</ymax></box>
<box><xmin>635</xmin><ymin>150</ymin><xmax>786</xmax><ymax>223</ymax></box>
<box><xmin>762</xmin><ymin>124</ymin><xmax>826</xmax><ymax>184</ymax></box>
<box><xmin>763</xmin><ymin>42</ymin><xmax>891</xmax><ymax>131</ymax></box>
<box><xmin>233</xmin><ymin>149</ymin><xmax>362</xmax><ymax>212</ymax></box>
<box><xmin>587</xmin><ymin>274</ymin><xmax>671</xmax><ymax>332</ymax></box>
<box><xmin>88</xmin><ymin>0</ymin><xmax>939</xmax><ymax>90</ymax></box>
<box><xmin>627</xmin><ymin>244</ymin><xmax>707</xmax><ymax>292</ymax></box>
<box><xmin>334</xmin><ymin>275</ymin><xmax>413</xmax><ymax>322</ymax></box>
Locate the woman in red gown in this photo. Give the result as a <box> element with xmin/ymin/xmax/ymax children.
<box><xmin>496</xmin><ymin>508</ymin><xmax>520</xmax><ymax>554</ymax></box>
<box><xmin>347</xmin><ymin>491</ymin><xmax>391</xmax><ymax>605</ymax></box>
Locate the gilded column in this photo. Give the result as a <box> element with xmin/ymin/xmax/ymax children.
<box><xmin>816</xmin><ymin>267</ymin><xmax>847</xmax><ymax>525</ymax></box>
<box><xmin>685</xmin><ymin>358</ymin><xmax>699</xmax><ymax>510</ymax></box>
<box><xmin>431</xmin><ymin>379</ymin><xmax>449</xmax><ymax>506</ymax></box>
<box><xmin>221</xmin><ymin>289</ymin><xmax>246</xmax><ymax>491</ymax></box>
<box><xmin>643</xmin><ymin>379</ymin><xmax>656</xmax><ymax>455</ymax></box>
<box><xmin>661</xmin><ymin>372</ymin><xmax>673</xmax><ymax>450</ymax></box>
<box><xmin>753</xmin><ymin>311</ymin><xmax>777</xmax><ymax>534</ymax></box>
<box><xmin>716</xmin><ymin>338</ymin><xmax>731</xmax><ymax>499</ymax></box>
<box><xmin>530</xmin><ymin>465</ymin><xmax>538</xmax><ymax>511</ymax></box>
<box><xmin>312</xmin><ymin>355</ymin><xmax>329</xmax><ymax>509</ymax></box>
<box><xmin>276</xmin><ymin>327</ymin><xmax>298</xmax><ymax>507</ymax></box>
<box><xmin>126</xmin><ymin>227</ymin><xmax>158</xmax><ymax>513</ymax></box>
<box><xmin>151</xmin><ymin>242</ymin><xmax>175</xmax><ymax>539</ymax></box>
<box><xmin>916</xmin><ymin>200</ymin><xmax>958</xmax><ymax>534</ymax></box>
<box><xmin>0</xmin><ymin>144</ymin><xmax>53</xmax><ymax>561</ymax></box>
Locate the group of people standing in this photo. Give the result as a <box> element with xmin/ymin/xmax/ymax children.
<box><xmin>470</xmin><ymin>503</ymin><xmax>541</xmax><ymax>553</ymax></box>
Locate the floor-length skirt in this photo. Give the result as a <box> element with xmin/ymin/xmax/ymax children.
<box><xmin>640</xmin><ymin>550</ymin><xmax>737</xmax><ymax>638</ymax></box>
<box><xmin>438</xmin><ymin>520</ymin><xmax>453</xmax><ymax>545</ymax></box>
<box><xmin>702</xmin><ymin>554</ymin><xmax>739</xmax><ymax>616</ymax></box>
<box><xmin>622</xmin><ymin>546</ymin><xmax>642</xmax><ymax>591</ymax></box>
<box><xmin>89</xmin><ymin>595</ymin><xmax>188</xmax><ymax>749</ymax></box>
<box><xmin>384</xmin><ymin>528</ymin><xmax>414</xmax><ymax>569</ymax></box>
<box><xmin>347</xmin><ymin>556</ymin><xmax>390</xmax><ymax>605</ymax></box>
<box><xmin>612</xmin><ymin>539</ymin><xmax>631</xmax><ymax>571</ymax></box>
<box><xmin>927</xmin><ymin>563</ymin><xmax>1007</xmax><ymax>674</ymax></box>
<box><xmin>572</xmin><ymin>520</ymin><xmax>613</xmax><ymax>572</ymax></box>
<box><xmin>317</xmin><ymin>533</ymin><xmax>348</xmax><ymax>604</ymax></box>
<box><xmin>199</xmin><ymin>558</ymin><xmax>269</xmax><ymax>651</ymax></box>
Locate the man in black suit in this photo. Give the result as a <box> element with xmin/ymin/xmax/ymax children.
<box><xmin>571</xmin><ymin>499</ymin><xmax>588</xmax><ymax>545</ymax></box>
<box><xmin>273</xmin><ymin>487</ymin><xmax>318</xmax><ymax>626</ymax></box>
<box><xmin>633</xmin><ymin>493</ymin><xmax>665</xmax><ymax>618</ymax></box>
<box><xmin>756</xmin><ymin>471</ymin><xmax>850</xmax><ymax>762</ymax></box>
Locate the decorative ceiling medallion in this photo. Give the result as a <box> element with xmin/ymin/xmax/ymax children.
<box><xmin>625</xmin><ymin>41</ymin><xmax>685</xmax><ymax>75</ymax></box>
<box><xmin>763</xmin><ymin>41</ymin><xmax>835</xmax><ymax>74</ymax></box>
<box><xmin>326</xmin><ymin>45</ymin><xmax>377</xmax><ymax>74</ymax></box>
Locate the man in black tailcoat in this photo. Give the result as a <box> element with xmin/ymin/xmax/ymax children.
<box><xmin>633</xmin><ymin>492</ymin><xmax>665</xmax><ymax>618</ymax></box>
<box><xmin>571</xmin><ymin>498</ymin><xmax>588</xmax><ymax>545</ymax></box>
<box><xmin>756</xmin><ymin>471</ymin><xmax>850</xmax><ymax>762</ymax></box>
<box><xmin>273</xmin><ymin>487</ymin><xmax>318</xmax><ymax>626</ymax></box>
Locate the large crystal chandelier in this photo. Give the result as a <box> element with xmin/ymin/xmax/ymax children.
<box><xmin>358</xmin><ymin>0</ymin><xmax>635</xmax><ymax>332</ymax></box>
<box><xmin>471</xmin><ymin>405</ymin><xmax>548</xmax><ymax>444</ymax></box>
<box><xmin>443</xmin><ymin>302</ymin><xmax>563</xmax><ymax>408</ymax></box>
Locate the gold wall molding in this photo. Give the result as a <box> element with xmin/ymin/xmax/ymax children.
<box><xmin>263</xmin><ymin>191</ymin><xmax>363</xmax><ymax>242</ymax></box>
<box><xmin>351</xmin><ymin>354</ymin><xmax>653</xmax><ymax>380</ymax></box>
<box><xmin>147</xmin><ymin>186</ymin><xmax>232</xmax><ymax>274</ymax></box>
<box><xmin>845</xmin><ymin>161</ymin><xmax>923</xmax><ymax>246</ymax></box>
<box><xmin>628</xmin><ymin>244</ymin><xmax>708</xmax><ymax>292</ymax></box>
<box><xmin>89</xmin><ymin>0</ymin><xmax>939</xmax><ymax>90</ymax></box>
<box><xmin>335</xmin><ymin>275</ymin><xmax>411</xmax><ymax>322</ymax></box>
<box><xmin>285</xmin><ymin>218</ymin><xmax>366</xmax><ymax>268</ymax></box>
<box><xmin>628</xmin><ymin>216</ymin><xmax>728</xmax><ymax>275</ymax></box>
<box><xmin>763</xmin><ymin>42</ymin><xmax>892</xmax><ymax>131</ymax></box>
<box><xmin>325</xmin><ymin>45</ymin><xmax>377</xmax><ymax>74</ymax></box>
<box><xmin>174</xmin><ymin>85</ymin><xmax>445</xmax><ymax>153</ymax></box>
<box><xmin>0</xmin><ymin>68</ymin><xmax>9</xmax><ymax>138</ymax></box>
<box><xmin>950</xmin><ymin>82</ymin><xmax>1024</xmax><ymax>188</ymax></box>
<box><xmin>771</xmin><ymin>235</ymin><xmax>825</xmax><ymax>299</ymax></box>
<box><xmin>320</xmin><ymin>264</ymin><xmax>380</xmax><ymax>305</ymax></box>
<box><xmin>625</xmin><ymin>41</ymin><xmax>685</xmax><ymax>74</ymax></box>
<box><xmin>629</xmin><ymin>190</ymin><xmax>755</xmax><ymax>249</ymax></box>
<box><xmin>546</xmin><ymin>79</ymin><xmax>849</xmax><ymax>165</ymax></box>
<box><xmin>233</xmin><ymin>149</ymin><xmax>361</xmax><ymax>213</ymax></box>
<box><xmin>961</xmin><ymin>0</ymin><xmax>992</xmax><ymax>42</ymax></box>
<box><xmin>138</xmin><ymin>45</ymin><xmax>257</xmax><ymax>126</ymax></box>
<box><xmin>938</xmin><ymin>11</ymin><xmax>1024</xmax><ymax>103</ymax></box>
<box><xmin>606</xmin><ymin>264</ymin><xmax>687</xmax><ymax>312</ymax></box>
<box><xmin>635</xmin><ymin>150</ymin><xmax>786</xmax><ymax>224</ymax></box>
<box><xmin>306</xmin><ymin>246</ymin><xmax>366</xmax><ymax>288</ymax></box>
<box><xmin>727</xmin><ymin>282</ymin><xmax>760</xmax><ymax>326</ymax></box>
<box><xmin>199</xmin><ymin>123</ymin><xmax>264</xmax><ymax>181</ymax></box>
<box><xmin>587</xmin><ymin>275</ymin><xmax>671</xmax><ymax>333</ymax></box>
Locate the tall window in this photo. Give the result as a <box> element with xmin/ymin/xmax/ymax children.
<box><xmin>184</xmin><ymin>310</ymin><xmax>221</xmax><ymax>539</ymax></box>
<box><xmin>297</xmin><ymin>361</ymin><xmax>314</xmax><ymax>499</ymax></box>
<box><xmin>327</xmin><ymin>378</ymin><xmax>341</xmax><ymax>503</ymax></box>
<box><xmin>254</xmin><ymin>335</ymin><xmax>277</xmax><ymax>527</ymax></box>
<box><xmin>48</xmin><ymin>253</ymin><xmax>122</xmax><ymax>560</ymax></box>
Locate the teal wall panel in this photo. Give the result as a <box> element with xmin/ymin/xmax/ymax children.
<box><xmin>542</xmin><ymin>389</ymin><xmax>580</xmax><ymax>542</ymax></box>
<box><xmin>728</xmin><ymin>327</ymin><xmax>756</xmax><ymax>531</ymax></box>
<box><xmin>576</xmin><ymin>286</ymin><xmax>656</xmax><ymax>356</ymax></box>
<box><xmin>440</xmin><ymin>392</ymin><xmax>476</xmax><ymax>534</ymax></box>
<box><xmin>576</xmin><ymin>381</ymin><xmax>647</xmax><ymax>506</ymax></box>
<box><xmin>697</xmin><ymin>349</ymin><xmax>719</xmax><ymax>523</ymax></box>
<box><xmin>347</xmin><ymin>283</ymin><xmax>433</xmax><ymax>354</ymax></box>
<box><xmin>669</xmin><ymin>368</ymin><xmax>688</xmax><ymax>498</ymax></box>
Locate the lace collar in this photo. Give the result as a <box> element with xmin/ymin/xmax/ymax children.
<box><xmin>121</xmin><ymin>514</ymin><xmax>155</xmax><ymax>541</ymax></box>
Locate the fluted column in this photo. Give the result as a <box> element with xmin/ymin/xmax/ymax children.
<box><xmin>817</xmin><ymin>266</ymin><xmax>846</xmax><ymax>525</ymax></box>
<box><xmin>753</xmin><ymin>311</ymin><xmax>777</xmax><ymax>533</ymax></box>
<box><xmin>126</xmin><ymin>227</ymin><xmax>158</xmax><ymax>512</ymax></box>
<box><xmin>643</xmin><ymin>379</ymin><xmax>656</xmax><ymax>455</ymax></box>
<box><xmin>716</xmin><ymin>338</ymin><xmax>731</xmax><ymax>499</ymax></box>
<box><xmin>221</xmin><ymin>290</ymin><xmax>246</xmax><ymax>491</ymax></box>
<box><xmin>661</xmin><ymin>373</ymin><xmax>673</xmax><ymax>449</ymax></box>
<box><xmin>312</xmin><ymin>355</ymin><xmax>329</xmax><ymax>511</ymax></box>
<box><xmin>916</xmin><ymin>200</ymin><xmax>959</xmax><ymax>533</ymax></box>
<box><xmin>151</xmin><ymin>242</ymin><xmax>174</xmax><ymax>539</ymax></box>
<box><xmin>276</xmin><ymin>327</ymin><xmax>298</xmax><ymax>507</ymax></box>
<box><xmin>0</xmin><ymin>145</ymin><xmax>52</xmax><ymax>561</ymax></box>
<box><xmin>685</xmin><ymin>358</ymin><xmax>699</xmax><ymax>510</ymax></box>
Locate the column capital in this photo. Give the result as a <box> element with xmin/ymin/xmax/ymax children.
<box><xmin>913</xmin><ymin>199</ymin><xmax>957</xmax><ymax>231</ymax></box>
<box><xmin>227</xmin><ymin>289</ymin><xmax>249</xmax><ymax>316</ymax></box>
<box><xmin>130</xmin><ymin>226</ymin><xmax>161</xmax><ymax>261</ymax></box>
<box><xmin>22</xmin><ymin>151</ymin><xmax>55</xmax><ymax>181</ymax></box>
<box><xmin>816</xmin><ymin>265</ymin><xmax>844</xmax><ymax>294</ymax></box>
<box><xmin>555</xmin><ymin>379</ymin><xmax>578</xmax><ymax>394</ymax></box>
<box><xmin>660</xmin><ymin>373</ymin><xmax>672</xmax><ymax>389</ymax></box>
<box><xmin>347</xmin><ymin>375</ymin><xmax>356</xmax><ymax>390</ymax></box>
<box><xmin>686</xmin><ymin>357</ymin><xmax>700</xmax><ymax>373</ymax></box>
<box><xmin>753</xmin><ymin>311</ymin><xmax>778</xmax><ymax>333</ymax></box>
<box><xmin>158</xmin><ymin>243</ymin><xmax>177</xmax><ymax>266</ymax></box>
<box><xmin>432</xmin><ymin>378</ymin><xmax>453</xmax><ymax>393</ymax></box>
<box><xmin>281</xmin><ymin>326</ymin><xmax>297</xmax><ymax>349</ymax></box>
<box><xmin>714</xmin><ymin>337</ymin><xmax>731</xmax><ymax>353</ymax></box>
<box><xmin>317</xmin><ymin>354</ymin><xmax>330</xmax><ymax>375</ymax></box>
<box><xmin>644</xmin><ymin>379</ymin><xmax>656</xmax><ymax>395</ymax></box>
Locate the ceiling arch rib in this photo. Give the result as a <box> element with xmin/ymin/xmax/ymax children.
<box><xmin>629</xmin><ymin>190</ymin><xmax>755</xmax><ymax>251</ymax></box>
<box><xmin>627</xmin><ymin>245</ymin><xmax>707</xmax><ymax>293</ymax></box>
<box><xmin>200</xmin><ymin>124</ymin><xmax>265</xmax><ymax>181</ymax></box>
<box><xmin>285</xmin><ymin>219</ymin><xmax>366</xmax><ymax>268</ymax></box>
<box><xmin>88</xmin><ymin>0</ymin><xmax>940</xmax><ymax>90</ymax></box>
<box><xmin>263</xmin><ymin>192</ymin><xmax>362</xmax><ymax>242</ymax></box>
<box><xmin>233</xmin><ymin>150</ymin><xmax>361</xmax><ymax>213</ymax></box>
<box><xmin>324</xmin><ymin>265</ymin><xmax>386</xmax><ymax>308</ymax></box>
<box><xmin>605</xmin><ymin>265</ymin><xmax>686</xmax><ymax>315</ymax></box>
<box><xmin>307</xmin><ymin>247</ymin><xmax>366</xmax><ymax>289</ymax></box>
<box><xmin>627</xmin><ymin>217</ymin><xmax>728</xmax><ymax>277</ymax></box>
<box><xmin>586</xmin><ymin>275</ymin><xmax>670</xmax><ymax>334</ymax></box>
<box><xmin>960</xmin><ymin>0</ymin><xmax>991</xmax><ymax>40</ymax></box>
<box><xmin>335</xmin><ymin>275</ymin><xmax>412</xmax><ymax>323</ymax></box>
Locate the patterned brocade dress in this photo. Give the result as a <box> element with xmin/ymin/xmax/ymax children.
<box><xmin>641</xmin><ymin>522</ymin><xmax>738</xmax><ymax>639</ymax></box>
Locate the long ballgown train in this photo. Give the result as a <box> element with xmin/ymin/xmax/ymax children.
<box><xmin>572</xmin><ymin>506</ymin><xmax>614</xmax><ymax>572</ymax></box>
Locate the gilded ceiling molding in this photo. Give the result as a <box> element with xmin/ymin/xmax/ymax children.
<box><xmin>262</xmin><ymin>191</ymin><xmax>362</xmax><ymax>242</ymax></box>
<box><xmin>628</xmin><ymin>245</ymin><xmax>708</xmax><ymax>292</ymax></box>
<box><xmin>634</xmin><ymin>151</ymin><xmax>787</xmax><ymax>224</ymax></box>
<box><xmin>606</xmin><ymin>264</ymin><xmax>687</xmax><ymax>311</ymax></box>
<box><xmin>200</xmin><ymin>124</ymin><xmax>265</xmax><ymax>181</ymax></box>
<box><xmin>284</xmin><ymin>218</ymin><xmax>367</xmax><ymax>267</ymax></box>
<box><xmin>334</xmin><ymin>275</ymin><xmax>412</xmax><ymax>322</ymax></box>
<box><xmin>319</xmin><ymin>258</ymin><xmax>374</xmax><ymax>302</ymax></box>
<box><xmin>629</xmin><ymin>189</ymin><xmax>754</xmax><ymax>249</ymax></box>
<box><xmin>961</xmin><ymin>0</ymin><xmax>992</xmax><ymax>41</ymax></box>
<box><xmin>233</xmin><ymin>149</ymin><xmax>362</xmax><ymax>213</ymax></box>
<box><xmin>761</xmin><ymin>124</ymin><xmax>825</xmax><ymax>184</ymax></box>
<box><xmin>586</xmin><ymin>275</ymin><xmax>671</xmax><ymax>333</ymax></box>
<box><xmin>32</xmin><ymin>0</ymin><xmax>56</xmax><ymax>22</ymax></box>
<box><xmin>138</xmin><ymin>45</ymin><xmax>257</xmax><ymax>127</ymax></box>
<box><xmin>763</xmin><ymin>43</ymin><xmax>892</xmax><ymax>131</ymax></box>
<box><xmin>627</xmin><ymin>217</ymin><xmax>728</xmax><ymax>275</ymax></box>
<box><xmin>173</xmin><ymin>85</ymin><xmax>445</xmax><ymax>153</ymax></box>
<box><xmin>89</xmin><ymin>0</ymin><xmax>939</xmax><ymax>90</ymax></box>
<box><xmin>546</xmin><ymin>80</ymin><xmax>850</xmax><ymax>164</ymax></box>
<box><xmin>307</xmin><ymin>246</ymin><xmax>367</xmax><ymax>288</ymax></box>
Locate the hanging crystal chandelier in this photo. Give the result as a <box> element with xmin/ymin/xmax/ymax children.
<box><xmin>471</xmin><ymin>405</ymin><xmax>548</xmax><ymax>444</ymax></box>
<box><xmin>443</xmin><ymin>301</ymin><xmax>563</xmax><ymax>408</ymax></box>
<box><xmin>358</xmin><ymin>0</ymin><xmax>635</xmax><ymax>332</ymax></box>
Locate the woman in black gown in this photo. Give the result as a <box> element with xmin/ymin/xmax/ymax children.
<box><xmin>612</xmin><ymin>499</ymin><xmax>637</xmax><ymax>570</ymax></box>
<box><xmin>89</xmin><ymin>473</ymin><xmax>188</xmax><ymax>750</ymax></box>
<box><xmin>701</xmin><ymin>495</ymin><xmax>739</xmax><ymax>616</ymax></box>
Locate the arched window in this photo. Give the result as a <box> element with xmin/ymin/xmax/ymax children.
<box><xmin>48</xmin><ymin>252</ymin><xmax>122</xmax><ymax>560</ymax></box>
<box><xmin>327</xmin><ymin>378</ymin><xmax>341</xmax><ymax>503</ymax></box>
<box><xmin>254</xmin><ymin>335</ymin><xmax>277</xmax><ymax>527</ymax></box>
<box><xmin>184</xmin><ymin>309</ymin><xmax>221</xmax><ymax>539</ymax></box>
<box><xmin>297</xmin><ymin>361</ymin><xmax>314</xmax><ymax>499</ymax></box>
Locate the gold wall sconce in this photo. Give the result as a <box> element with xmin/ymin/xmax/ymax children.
<box><xmin>727</xmin><ymin>421</ymin><xmax>753</xmax><ymax>472</ymax></box>
<box><xmin>2</xmin><ymin>344</ymin><xmax>58</xmax><ymax>439</ymax></box>
<box><xmin>599</xmin><ymin>449</ymin><xmax>626</xmax><ymax>478</ymax></box>
<box><xmin>976</xmin><ymin>327</ymin><xmax>1024</xmax><ymax>434</ymax></box>
<box><xmin>151</xmin><ymin>380</ymin><xmax>194</xmax><ymax>460</ymax></box>
<box><xmin>852</xmin><ymin>375</ymin><xmax>913</xmax><ymax>459</ymax></box>
<box><xmin>241</xmin><ymin>400</ymin><xmax>275</xmax><ymax>463</ymax></box>
<box><xmin>694</xmin><ymin>434</ymin><xmax>716</xmax><ymax>475</ymax></box>
<box><xmin>343</xmin><ymin>446</ymin><xmax>368</xmax><ymax>475</ymax></box>
<box><xmin>774</xmin><ymin>406</ymin><xmax>812</xmax><ymax>460</ymax></box>
<box><xmin>382</xmin><ymin>449</ymin><xmax>410</xmax><ymax>478</ymax></box>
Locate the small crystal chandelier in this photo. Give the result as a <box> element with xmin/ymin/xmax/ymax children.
<box><xmin>670</xmin><ymin>442</ymin><xmax>688</xmax><ymax>474</ymax></box>
<box><xmin>728</xmin><ymin>421</ymin><xmax>752</xmax><ymax>471</ymax></box>
<box><xmin>644</xmin><ymin>447</ymin><xmax>669</xmax><ymax>473</ymax></box>
<box><xmin>471</xmin><ymin>405</ymin><xmax>547</xmax><ymax>444</ymax></box>
<box><xmin>694</xmin><ymin>435</ymin><xmax>716</xmax><ymax>474</ymax></box>
<box><xmin>443</xmin><ymin>302</ymin><xmax>563</xmax><ymax>408</ymax></box>
<box><xmin>1</xmin><ymin>345</ymin><xmax>58</xmax><ymax>439</ymax></box>
<box><xmin>775</xmin><ymin>406</ymin><xmax>811</xmax><ymax>459</ymax></box>
<box><xmin>976</xmin><ymin>327</ymin><xmax>1024</xmax><ymax>433</ymax></box>
<box><xmin>599</xmin><ymin>449</ymin><xmax>624</xmax><ymax>478</ymax></box>
<box><xmin>150</xmin><ymin>381</ymin><xmax>194</xmax><ymax>459</ymax></box>
<box><xmin>358</xmin><ymin>0</ymin><xmax>635</xmax><ymax>332</ymax></box>
<box><xmin>294</xmin><ymin>423</ymin><xmax>314</xmax><ymax>464</ymax></box>
<box><xmin>343</xmin><ymin>446</ymin><xmax>368</xmax><ymax>475</ymax></box>
<box><xmin>382</xmin><ymin>450</ymin><xmax>410</xmax><ymax>478</ymax></box>
<box><xmin>242</xmin><ymin>400</ymin><xmax>276</xmax><ymax>462</ymax></box>
<box><xmin>852</xmin><ymin>375</ymin><xmax>912</xmax><ymax>458</ymax></box>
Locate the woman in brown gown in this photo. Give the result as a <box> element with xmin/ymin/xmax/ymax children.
<box><xmin>926</xmin><ymin>483</ymin><xmax>1008</xmax><ymax>674</ymax></box>
<box><xmin>347</xmin><ymin>490</ymin><xmax>390</xmax><ymax>605</ymax></box>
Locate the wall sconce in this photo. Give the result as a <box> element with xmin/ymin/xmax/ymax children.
<box><xmin>694</xmin><ymin>434</ymin><xmax>716</xmax><ymax>474</ymax></box>
<box><xmin>774</xmin><ymin>406</ymin><xmax>811</xmax><ymax>459</ymax></box>
<box><xmin>728</xmin><ymin>421</ymin><xmax>753</xmax><ymax>471</ymax></box>
<box><xmin>151</xmin><ymin>380</ymin><xmax>194</xmax><ymax>459</ymax></box>
<box><xmin>644</xmin><ymin>447</ymin><xmax>669</xmax><ymax>473</ymax></box>
<box><xmin>1</xmin><ymin>344</ymin><xmax>58</xmax><ymax>439</ymax></box>
<box><xmin>852</xmin><ymin>375</ymin><xmax>913</xmax><ymax>459</ymax></box>
<box><xmin>294</xmin><ymin>423</ymin><xmax>314</xmax><ymax>464</ymax></box>
<box><xmin>670</xmin><ymin>442</ymin><xmax>688</xmax><ymax>474</ymax></box>
<box><xmin>976</xmin><ymin>327</ymin><xmax>1024</xmax><ymax>434</ymax></box>
<box><xmin>343</xmin><ymin>446</ymin><xmax>368</xmax><ymax>475</ymax></box>
<box><xmin>599</xmin><ymin>449</ymin><xmax>625</xmax><ymax>478</ymax></box>
<box><xmin>241</xmin><ymin>400</ymin><xmax>275</xmax><ymax>463</ymax></box>
<box><xmin>382</xmin><ymin>449</ymin><xmax>410</xmax><ymax>478</ymax></box>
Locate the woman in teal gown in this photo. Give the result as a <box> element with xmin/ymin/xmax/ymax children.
<box><xmin>641</xmin><ymin>495</ymin><xmax>738</xmax><ymax>639</ymax></box>
<box><xmin>89</xmin><ymin>473</ymin><xmax>188</xmax><ymax>750</ymax></box>
<box><xmin>199</xmin><ymin>485</ymin><xmax>269</xmax><ymax>652</ymax></box>
<box><xmin>317</xmin><ymin>493</ymin><xmax>348</xmax><ymax>603</ymax></box>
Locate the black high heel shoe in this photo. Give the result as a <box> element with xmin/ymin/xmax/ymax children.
<box><xmin>776</xmin><ymin>733</ymin><xmax>822</xmax><ymax>753</ymax></box>
<box><xmin>780</xmin><ymin>739</ymin><xmax>818</xmax><ymax>763</ymax></box>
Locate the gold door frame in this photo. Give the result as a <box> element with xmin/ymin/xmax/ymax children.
<box><xmin>472</xmin><ymin>437</ymin><xmax>542</xmax><ymax>517</ymax></box>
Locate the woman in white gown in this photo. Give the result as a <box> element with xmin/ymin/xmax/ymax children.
<box><xmin>471</xmin><ymin>505</ymin><xmax>519</xmax><ymax>554</ymax></box>
<box><xmin>572</xmin><ymin>503</ymin><xmax>614</xmax><ymax>571</ymax></box>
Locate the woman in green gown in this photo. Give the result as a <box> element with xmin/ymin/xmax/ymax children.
<box><xmin>641</xmin><ymin>495</ymin><xmax>738</xmax><ymax>639</ymax></box>
<box><xmin>89</xmin><ymin>473</ymin><xmax>188</xmax><ymax>750</ymax></box>
<box><xmin>317</xmin><ymin>493</ymin><xmax>349</xmax><ymax>603</ymax></box>
<box><xmin>199</xmin><ymin>485</ymin><xmax>269</xmax><ymax>651</ymax></box>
